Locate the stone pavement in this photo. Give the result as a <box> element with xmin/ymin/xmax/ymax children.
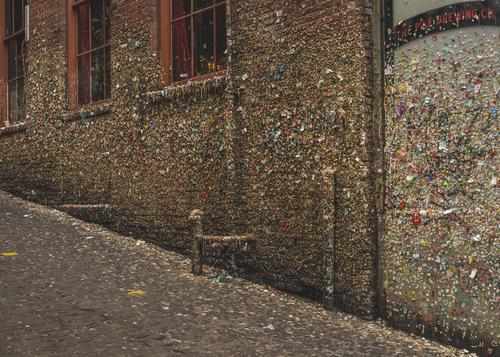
<box><xmin>0</xmin><ymin>191</ymin><xmax>470</xmax><ymax>357</ymax></box>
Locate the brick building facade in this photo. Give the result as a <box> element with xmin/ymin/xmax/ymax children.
<box><xmin>0</xmin><ymin>1</ymin><xmax>497</xmax><ymax>355</ymax></box>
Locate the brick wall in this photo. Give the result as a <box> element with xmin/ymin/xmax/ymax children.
<box><xmin>0</xmin><ymin>0</ymin><xmax>379</xmax><ymax>317</ymax></box>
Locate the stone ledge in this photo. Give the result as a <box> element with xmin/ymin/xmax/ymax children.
<box><xmin>202</xmin><ymin>235</ymin><xmax>255</xmax><ymax>245</ymax></box>
<box><xmin>58</xmin><ymin>204</ymin><xmax>117</xmax><ymax>225</ymax></box>
<box><xmin>61</xmin><ymin>103</ymin><xmax>113</xmax><ymax>123</ymax></box>
<box><xmin>59</xmin><ymin>204</ymin><xmax>114</xmax><ymax>210</ymax></box>
<box><xmin>0</xmin><ymin>123</ymin><xmax>28</xmax><ymax>137</ymax></box>
<box><xmin>145</xmin><ymin>74</ymin><xmax>227</xmax><ymax>106</ymax></box>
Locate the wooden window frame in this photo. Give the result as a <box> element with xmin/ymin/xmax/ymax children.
<box><xmin>67</xmin><ymin>0</ymin><xmax>111</xmax><ymax>110</ymax></box>
<box><xmin>0</xmin><ymin>0</ymin><xmax>7</xmax><ymax>127</ymax></box>
<box><xmin>1</xmin><ymin>0</ymin><xmax>25</xmax><ymax>128</ymax></box>
<box><xmin>159</xmin><ymin>0</ymin><xmax>228</xmax><ymax>86</ymax></box>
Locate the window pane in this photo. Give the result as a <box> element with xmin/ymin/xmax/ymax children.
<box><xmin>91</xmin><ymin>0</ymin><xmax>104</xmax><ymax>49</ymax></box>
<box><xmin>172</xmin><ymin>0</ymin><xmax>190</xmax><ymax>19</ymax></box>
<box><xmin>194</xmin><ymin>10</ymin><xmax>214</xmax><ymax>76</ymax></box>
<box><xmin>13</xmin><ymin>0</ymin><xmax>22</xmax><ymax>32</ymax></box>
<box><xmin>172</xmin><ymin>18</ymin><xmax>192</xmax><ymax>81</ymax></box>
<box><xmin>104</xmin><ymin>0</ymin><xmax>111</xmax><ymax>44</ymax></box>
<box><xmin>8</xmin><ymin>82</ymin><xmax>17</xmax><ymax>124</ymax></box>
<box><xmin>5</xmin><ymin>0</ymin><xmax>12</xmax><ymax>36</ymax></box>
<box><xmin>193</xmin><ymin>0</ymin><xmax>212</xmax><ymax>11</ymax></box>
<box><xmin>91</xmin><ymin>48</ymin><xmax>105</xmax><ymax>102</ymax></box>
<box><xmin>7</xmin><ymin>40</ymin><xmax>16</xmax><ymax>80</ymax></box>
<box><xmin>17</xmin><ymin>77</ymin><xmax>25</xmax><ymax>121</ymax></box>
<box><xmin>16</xmin><ymin>36</ymin><xmax>24</xmax><ymax>78</ymax></box>
<box><xmin>78</xmin><ymin>54</ymin><xmax>91</xmax><ymax>105</ymax></box>
<box><xmin>77</xmin><ymin>3</ymin><xmax>90</xmax><ymax>54</ymax></box>
<box><xmin>105</xmin><ymin>46</ymin><xmax>111</xmax><ymax>99</ymax></box>
<box><xmin>215</xmin><ymin>5</ymin><xmax>227</xmax><ymax>70</ymax></box>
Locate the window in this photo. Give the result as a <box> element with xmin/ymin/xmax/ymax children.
<box><xmin>68</xmin><ymin>0</ymin><xmax>111</xmax><ymax>107</ymax></box>
<box><xmin>163</xmin><ymin>0</ymin><xmax>228</xmax><ymax>83</ymax></box>
<box><xmin>3</xmin><ymin>0</ymin><xmax>25</xmax><ymax>125</ymax></box>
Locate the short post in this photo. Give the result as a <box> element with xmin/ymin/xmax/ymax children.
<box><xmin>189</xmin><ymin>209</ymin><xmax>204</xmax><ymax>275</ymax></box>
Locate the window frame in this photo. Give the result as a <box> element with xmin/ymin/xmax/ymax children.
<box><xmin>159</xmin><ymin>0</ymin><xmax>228</xmax><ymax>85</ymax></box>
<box><xmin>0</xmin><ymin>0</ymin><xmax>6</xmax><ymax>127</ymax></box>
<box><xmin>1</xmin><ymin>0</ymin><xmax>26</xmax><ymax>128</ymax></box>
<box><xmin>67</xmin><ymin>0</ymin><xmax>111</xmax><ymax>109</ymax></box>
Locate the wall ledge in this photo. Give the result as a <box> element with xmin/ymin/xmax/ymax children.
<box><xmin>61</xmin><ymin>103</ymin><xmax>113</xmax><ymax>123</ymax></box>
<box><xmin>0</xmin><ymin>123</ymin><xmax>28</xmax><ymax>137</ymax></box>
<box><xmin>145</xmin><ymin>75</ymin><xmax>227</xmax><ymax>106</ymax></box>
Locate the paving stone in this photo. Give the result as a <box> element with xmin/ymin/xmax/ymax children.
<box><xmin>0</xmin><ymin>191</ymin><xmax>470</xmax><ymax>357</ymax></box>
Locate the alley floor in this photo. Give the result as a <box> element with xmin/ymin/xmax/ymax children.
<box><xmin>0</xmin><ymin>191</ymin><xmax>470</xmax><ymax>357</ymax></box>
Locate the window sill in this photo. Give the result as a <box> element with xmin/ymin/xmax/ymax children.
<box><xmin>0</xmin><ymin>122</ymin><xmax>28</xmax><ymax>137</ymax></box>
<box><xmin>145</xmin><ymin>73</ymin><xmax>228</xmax><ymax>105</ymax></box>
<box><xmin>62</xmin><ymin>102</ymin><xmax>113</xmax><ymax>123</ymax></box>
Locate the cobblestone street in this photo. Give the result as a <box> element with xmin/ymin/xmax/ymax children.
<box><xmin>0</xmin><ymin>191</ymin><xmax>468</xmax><ymax>357</ymax></box>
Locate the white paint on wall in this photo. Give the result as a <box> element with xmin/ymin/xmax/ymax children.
<box><xmin>393</xmin><ymin>0</ymin><xmax>471</xmax><ymax>23</ymax></box>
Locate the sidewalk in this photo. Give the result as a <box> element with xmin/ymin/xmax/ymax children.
<box><xmin>0</xmin><ymin>191</ymin><xmax>468</xmax><ymax>356</ymax></box>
